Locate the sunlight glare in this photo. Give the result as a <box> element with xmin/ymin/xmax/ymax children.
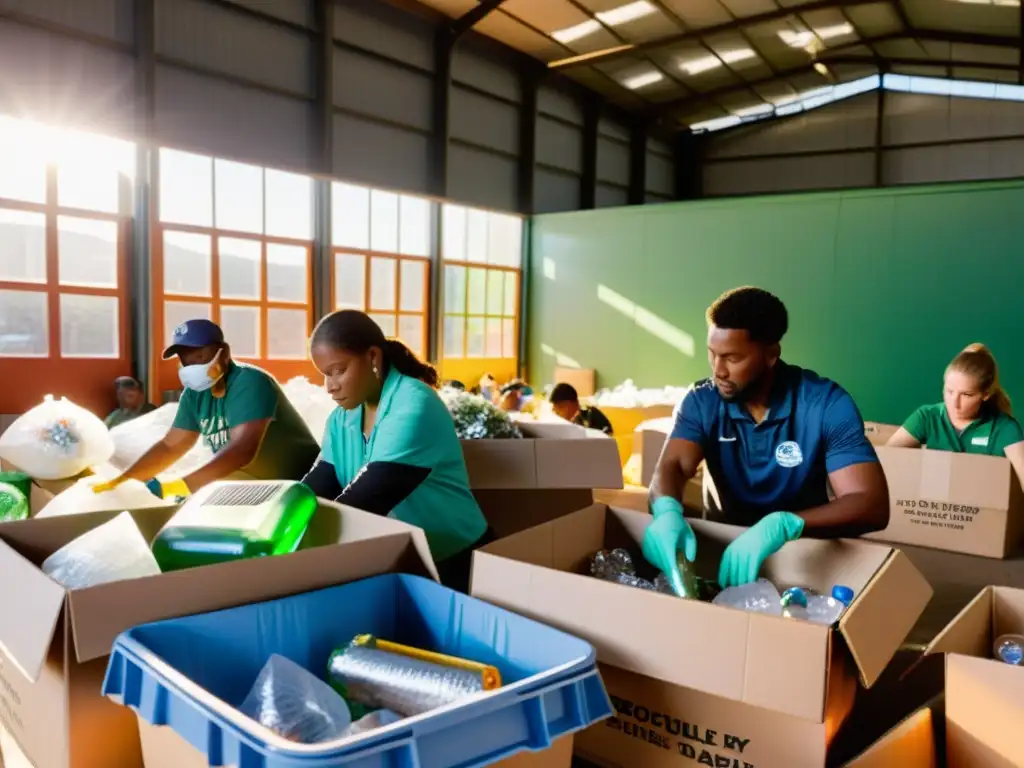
<box><xmin>597</xmin><ymin>284</ymin><xmax>694</xmax><ymax>357</ymax></box>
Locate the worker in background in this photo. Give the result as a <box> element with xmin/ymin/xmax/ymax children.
<box><xmin>646</xmin><ymin>287</ymin><xmax>889</xmax><ymax>592</ymax></box>
<box><xmin>549</xmin><ymin>383</ymin><xmax>614</xmax><ymax>435</ymax></box>
<box><xmin>497</xmin><ymin>381</ymin><xmax>525</xmax><ymax>412</ymax></box>
<box><xmin>886</xmin><ymin>343</ymin><xmax>1024</xmax><ymax>481</ymax></box>
<box><xmin>301</xmin><ymin>310</ymin><xmax>492</xmax><ymax>592</ymax></box>
<box><xmin>104</xmin><ymin>377</ymin><xmax>156</xmax><ymax>428</ymax></box>
<box><xmin>478</xmin><ymin>373</ymin><xmax>497</xmax><ymax>402</ymax></box>
<box><xmin>93</xmin><ymin>319</ymin><xmax>319</xmax><ymax>499</ymax></box>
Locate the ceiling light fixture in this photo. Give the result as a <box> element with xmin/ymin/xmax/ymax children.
<box><xmin>622</xmin><ymin>71</ymin><xmax>665</xmax><ymax>89</ymax></box>
<box><xmin>596</xmin><ymin>0</ymin><xmax>658</xmax><ymax>25</ymax></box>
<box><xmin>946</xmin><ymin>0</ymin><xmax>1019</xmax><ymax>5</ymax></box>
<box><xmin>551</xmin><ymin>1</ymin><xmax>657</xmax><ymax>45</ymax></box>
<box><xmin>552</xmin><ymin>19</ymin><xmax>601</xmax><ymax>44</ymax></box>
<box><xmin>778</xmin><ymin>22</ymin><xmax>854</xmax><ymax>48</ymax></box>
<box><xmin>680</xmin><ymin>48</ymin><xmax>755</xmax><ymax>75</ymax></box>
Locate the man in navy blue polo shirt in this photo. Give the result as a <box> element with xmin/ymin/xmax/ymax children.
<box><xmin>645</xmin><ymin>287</ymin><xmax>889</xmax><ymax>592</ymax></box>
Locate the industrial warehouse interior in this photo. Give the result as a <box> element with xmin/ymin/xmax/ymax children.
<box><xmin>1</xmin><ymin>0</ymin><xmax>1024</xmax><ymax>766</ymax></box>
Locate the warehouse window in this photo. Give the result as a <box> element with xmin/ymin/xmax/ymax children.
<box><xmin>330</xmin><ymin>182</ymin><xmax>432</xmax><ymax>359</ymax></box>
<box><xmin>0</xmin><ymin>116</ymin><xmax>133</xmax><ymax>414</ymax></box>
<box><xmin>691</xmin><ymin>73</ymin><xmax>1024</xmax><ymax>134</ymax></box>
<box><xmin>156</xmin><ymin>149</ymin><xmax>314</xmax><ymax>394</ymax></box>
<box><xmin>440</xmin><ymin>204</ymin><xmax>522</xmax><ymax>376</ymax></box>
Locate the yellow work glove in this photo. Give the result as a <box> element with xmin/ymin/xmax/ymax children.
<box><xmin>91</xmin><ymin>476</ymin><xmax>128</xmax><ymax>494</ymax></box>
<box><xmin>145</xmin><ymin>478</ymin><xmax>191</xmax><ymax>500</ymax></box>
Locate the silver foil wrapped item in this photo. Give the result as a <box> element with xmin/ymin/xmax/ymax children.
<box><xmin>327</xmin><ymin>636</ymin><xmax>500</xmax><ymax>717</ymax></box>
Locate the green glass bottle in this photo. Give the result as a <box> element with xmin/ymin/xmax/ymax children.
<box><xmin>0</xmin><ymin>481</ymin><xmax>29</xmax><ymax>522</ymax></box>
<box><xmin>151</xmin><ymin>480</ymin><xmax>318</xmax><ymax>572</ymax></box>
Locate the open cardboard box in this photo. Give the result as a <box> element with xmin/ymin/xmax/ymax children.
<box><xmin>0</xmin><ymin>501</ymin><xmax>439</xmax><ymax>768</ymax></box>
<box><xmin>869</xmin><ymin>447</ymin><xmax>1024</xmax><ymax>558</ymax></box>
<box><xmin>863</xmin><ymin>422</ymin><xmax>898</xmax><ymax>448</ymax></box>
<box><xmin>917</xmin><ymin>585</ymin><xmax>1024</xmax><ymax>767</ymax></box>
<box><xmin>463</xmin><ymin>421</ymin><xmax>623</xmax><ymax>537</ymax></box>
<box><xmin>848</xmin><ymin>586</ymin><xmax>1024</xmax><ymax>767</ymax></box>
<box><xmin>842</xmin><ymin>697</ymin><xmax>943</xmax><ymax>767</ymax></box>
<box><xmin>472</xmin><ymin>504</ymin><xmax>933</xmax><ymax>768</ymax></box>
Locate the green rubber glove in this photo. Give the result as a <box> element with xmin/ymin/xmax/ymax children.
<box><xmin>642</xmin><ymin>497</ymin><xmax>697</xmax><ymax>597</ymax></box>
<box><xmin>718</xmin><ymin>511</ymin><xmax>805</xmax><ymax>588</ymax></box>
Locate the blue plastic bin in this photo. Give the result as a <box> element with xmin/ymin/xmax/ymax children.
<box><xmin>102</xmin><ymin>574</ymin><xmax>612</xmax><ymax>768</ymax></box>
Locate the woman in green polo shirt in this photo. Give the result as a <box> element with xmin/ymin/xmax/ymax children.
<box><xmin>887</xmin><ymin>344</ymin><xmax>1024</xmax><ymax>478</ymax></box>
<box><xmin>301</xmin><ymin>310</ymin><xmax>492</xmax><ymax>592</ymax></box>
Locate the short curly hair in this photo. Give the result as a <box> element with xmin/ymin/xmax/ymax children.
<box><xmin>706</xmin><ymin>286</ymin><xmax>788</xmax><ymax>345</ymax></box>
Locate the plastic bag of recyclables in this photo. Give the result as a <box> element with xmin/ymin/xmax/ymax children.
<box><xmin>281</xmin><ymin>376</ymin><xmax>337</xmax><ymax>446</ymax></box>
<box><xmin>41</xmin><ymin>511</ymin><xmax>161</xmax><ymax>590</ymax></box>
<box><xmin>0</xmin><ymin>395</ymin><xmax>114</xmax><ymax>480</ymax></box>
<box><xmin>590</xmin><ymin>379</ymin><xmax>690</xmax><ymax>409</ymax></box>
<box><xmin>106</xmin><ymin>403</ymin><xmax>216</xmax><ymax>477</ymax></box>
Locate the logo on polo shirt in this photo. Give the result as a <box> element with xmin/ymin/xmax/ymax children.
<box><xmin>971</xmin><ymin>436</ymin><xmax>989</xmax><ymax>446</ymax></box>
<box><xmin>775</xmin><ymin>441</ymin><xmax>803</xmax><ymax>468</ymax></box>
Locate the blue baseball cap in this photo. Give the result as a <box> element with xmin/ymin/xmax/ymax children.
<box><xmin>162</xmin><ymin>319</ymin><xmax>225</xmax><ymax>359</ymax></box>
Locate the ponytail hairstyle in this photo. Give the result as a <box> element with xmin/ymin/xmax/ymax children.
<box><xmin>310</xmin><ymin>310</ymin><xmax>439</xmax><ymax>388</ymax></box>
<box><xmin>947</xmin><ymin>343</ymin><xmax>1012</xmax><ymax>416</ymax></box>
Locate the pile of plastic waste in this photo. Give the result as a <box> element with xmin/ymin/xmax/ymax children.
<box><xmin>713</xmin><ymin>579</ymin><xmax>853</xmax><ymax>625</ymax></box>
<box><xmin>589</xmin><ymin>549</ymin><xmax>854</xmax><ymax>625</ymax></box>
<box><xmin>590</xmin><ymin>379</ymin><xmax>690</xmax><ymax>409</ymax></box>
<box><xmin>281</xmin><ymin>377</ymin><xmax>337</xmax><ymax>446</ymax></box>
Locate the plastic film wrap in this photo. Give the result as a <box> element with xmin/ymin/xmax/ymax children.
<box><xmin>41</xmin><ymin>511</ymin><xmax>161</xmax><ymax>589</ymax></box>
<box><xmin>327</xmin><ymin>640</ymin><xmax>494</xmax><ymax>717</ymax></box>
<box><xmin>239</xmin><ymin>655</ymin><xmax>352</xmax><ymax>743</ymax></box>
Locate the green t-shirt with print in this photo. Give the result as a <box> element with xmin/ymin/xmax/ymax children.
<box><xmin>902</xmin><ymin>402</ymin><xmax>1024</xmax><ymax>456</ymax></box>
<box><xmin>172</xmin><ymin>362</ymin><xmax>320</xmax><ymax>481</ymax></box>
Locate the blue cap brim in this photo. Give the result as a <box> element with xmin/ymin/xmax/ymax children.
<box><xmin>161</xmin><ymin>344</ymin><xmax>202</xmax><ymax>360</ymax></box>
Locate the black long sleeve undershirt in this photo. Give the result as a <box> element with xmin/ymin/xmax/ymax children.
<box><xmin>301</xmin><ymin>457</ymin><xmax>431</xmax><ymax>516</ymax></box>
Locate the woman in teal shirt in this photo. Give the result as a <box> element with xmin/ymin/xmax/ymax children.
<box><xmin>302</xmin><ymin>310</ymin><xmax>491</xmax><ymax>591</ymax></box>
<box><xmin>888</xmin><ymin>344</ymin><xmax>1024</xmax><ymax>481</ymax></box>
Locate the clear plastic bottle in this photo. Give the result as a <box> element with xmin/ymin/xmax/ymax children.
<box><xmin>591</xmin><ymin>549</ymin><xmax>659</xmax><ymax>591</ymax></box>
<box><xmin>994</xmin><ymin>634</ymin><xmax>1024</xmax><ymax>665</ymax></box>
<box><xmin>781</xmin><ymin>585</ymin><xmax>854</xmax><ymax>624</ymax></box>
<box><xmin>712</xmin><ymin>579</ymin><xmax>783</xmax><ymax>615</ymax></box>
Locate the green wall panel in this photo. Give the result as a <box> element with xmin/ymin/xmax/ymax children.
<box><xmin>528</xmin><ymin>180</ymin><xmax>1024</xmax><ymax>425</ymax></box>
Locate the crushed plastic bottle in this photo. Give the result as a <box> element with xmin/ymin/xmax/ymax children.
<box><xmin>994</xmin><ymin>634</ymin><xmax>1024</xmax><ymax>665</ymax></box>
<box><xmin>780</xmin><ymin>585</ymin><xmax>854</xmax><ymax>624</ymax></box>
<box><xmin>591</xmin><ymin>549</ymin><xmax>658</xmax><ymax>591</ymax></box>
<box><xmin>712</xmin><ymin>579</ymin><xmax>783</xmax><ymax>616</ymax></box>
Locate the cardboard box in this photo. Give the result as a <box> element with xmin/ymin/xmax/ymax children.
<box><xmin>136</xmin><ymin>716</ymin><xmax>574</xmax><ymax>768</ymax></box>
<box><xmin>864</xmin><ymin>422</ymin><xmax>899</xmax><ymax>447</ymax></box>
<box><xmin>0</xmin><ymin>502</ymin><xmax>438</xmax><ymax>768</ymax></box>
<box><xmin>632</xmin><ymin>417</ymin><xmax>674</xmax><ymax>488</ymax></box>
<box><xmin>464</xmin><ymin>422</ymin><xmax>623</xmax><ymax>537</ymax></box>
<box><xmin>869</xmin><ymin>447</ymin><xmax>1024</xmax><ymax>558</ymax></box>
<box><xmin>922</xmin><ymin>585</ymin><xmax>1024</xmax><ymax>767</ymax></box>
<box><xmin>553</xmin><ymin>366</ymin><xmax>596</xmax><ymax>398</ymax></box>
<box><xmin>842</xmin><ymin>699</ymin><xmax>941</xmax><ymax>767</ymax></box>
<box><xmin>594</xmin><ymin>480</ymin><xmax>703</xmax><ymax>518</ymax></box>
<box><xmin>594</xmin><ymin>405</ymin><xmax>676</xmax><ymax>440</ymax></box>
<box><xmin>472</xmin><ymin>504</ymin><xmax>933</xmax><ymax>768</ymax></box>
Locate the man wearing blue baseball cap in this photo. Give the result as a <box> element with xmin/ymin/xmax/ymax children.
<box><xmin>94</xmin><ymin>318</ymin><xmax>320</xmax><ymax>498</ymax></box>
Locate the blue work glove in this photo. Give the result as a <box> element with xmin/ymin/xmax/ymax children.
<box><xmin>642</xmin><ymin>497</ymin><xmax>697</xmax><ymax>597</ymax></box>
<box><xmin>718</xmin><ymin>511</ymin><xmax>805</xmax><ymax>588</ymax></box>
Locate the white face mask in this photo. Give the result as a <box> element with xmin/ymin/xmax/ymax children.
<box><xmin>178</xmin><ymin>350</ymin><xmax>224</xmax><ymax>392</ymax></box>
